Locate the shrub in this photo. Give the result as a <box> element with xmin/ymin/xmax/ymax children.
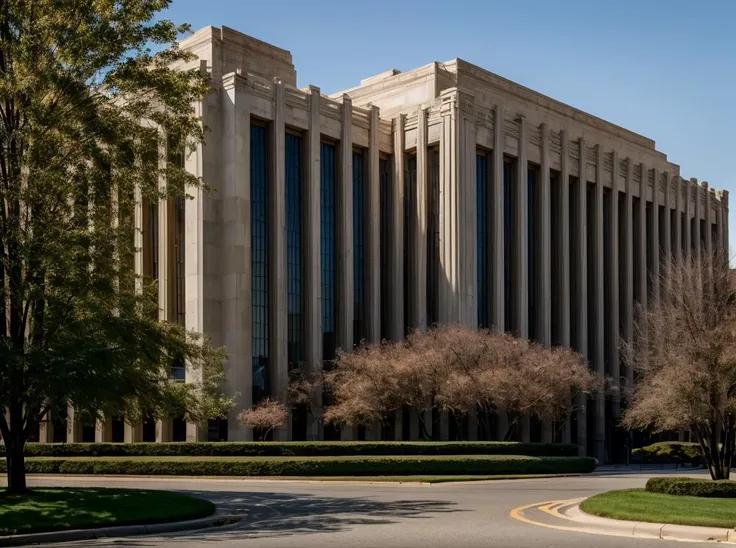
<box><xmin>238</xmin><ymin>399</ymin><xmax>288</xmax><ymax>441</ymax></box>
<box><xmin>24</xmin><ymin>441</ymin><xmax>579</xmax><ymax>458</ymax></box>
<box><xmin>632</xmin><ymin>442</ymin><xmax>703</xmax><ymax>465</ymax></box>
<box><xmin>2</xmin><ymin>455</ymin><xmax>597</xmax><ymax>477</ymax></box>
<box><xmin>646</xmin><ymin>477</ymin><xmax>736</xmax><ymax>498</ymax></box>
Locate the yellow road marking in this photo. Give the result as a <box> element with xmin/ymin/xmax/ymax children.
<box><xmin>538</xmin><ymin>500</ymin><xmax>583</xmax><ymax>522</ymax></box>
<box><xmin>509</xmin><ymin>500</ymin><xmax>584</xmax><ymax>533</ymax></box>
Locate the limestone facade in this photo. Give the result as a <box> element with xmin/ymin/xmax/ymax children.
<box><xmin>57</xmin><ymin>26</ymin><xmax>729</xmax><ymax>462</ymax></box>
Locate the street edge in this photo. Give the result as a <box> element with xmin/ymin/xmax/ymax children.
<box><xmin>0</xmin><ymin>511</ymin><xmax>242</xmax><ymax>547</ymax></box>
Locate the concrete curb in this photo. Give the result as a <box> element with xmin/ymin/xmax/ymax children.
<box><xmin>570</xmin><ymin>503</ymin><xmax>734</xmax><ymax>543</ymax></box>
<box><xmin>0</xmin><ymin>511</ymin><xmax>242</xmax><ymax>547</ymax></box>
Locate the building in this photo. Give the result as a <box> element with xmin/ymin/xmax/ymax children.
<box><xmin>44</xmin><ymin>26</ymin><xmax>729</xmax><ymax>462</ymax></box>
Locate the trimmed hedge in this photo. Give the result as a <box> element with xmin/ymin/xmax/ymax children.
<box><xmin>632</xmin><ymin>442</ymin><xmax>702</xmax><ymax>465</ymax></box>
<box><xmin>24</xmin><ymin>441</ymin><xmax>578</xmax><ymax>458</ymax></box>
<box><xmin>646</xmin><ymin>477</ymin><xmax>736</xmax><ymax>498</ymax></box>
<box><xmin>2</xmin><ymin>455</ymin><xmax>597</xmax><ymax>476</ymax></box>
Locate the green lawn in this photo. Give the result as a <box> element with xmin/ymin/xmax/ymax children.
<box><xmin>581</xmin><ymin>488</ymin><xmax>736</xmax><ymax>529</ymax></box>
<box><xmin>0</xmin><ymin>488</ymin><xmax>215</xmax><ymax>536</ymax></box>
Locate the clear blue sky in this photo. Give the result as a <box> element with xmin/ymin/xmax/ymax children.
<box><xmin>163</xmin><ymin>0</ymin><xmax>735</xmax><ymax>243</ymax></box>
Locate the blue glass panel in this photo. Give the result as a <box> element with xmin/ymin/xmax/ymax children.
<box><xmin>286</xmin><ymin>134</ymin><xmax>302</xmax><ymax>367</ymax></box>
<box><xmin>251</xmin><ymin>125</ymin><xmax>269</xmax><ymax>402</ymax></box>
<box><xmin>353</xmin><ymin>150</ymin><xmax>365</xmax><ymax>345</ymax></box>
<box><xmin>321</xmin><ymin>142</ymin><xmax>337</xmax><ymax>360</ymax></box>
<box><xmin>477</xmin><ymin>154</ymin><xmax>489</xmax><ymax>328</ymax></box>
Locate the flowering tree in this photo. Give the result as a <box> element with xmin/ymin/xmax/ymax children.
<box><xmin>324</xmin><ymin>326</ymin><xmax>592</xmax><ymax>440</ymax></box>
<box><xmin>623</xmin><ymin>253</ymin><xmax>736</xmax><ymax>480</ymax></box>
<box><xmin>239</xmin><ymin>399</ymin><xmax>288</xmax><ymax>441</ymax></box>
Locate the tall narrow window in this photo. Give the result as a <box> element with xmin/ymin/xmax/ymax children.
<box><xmin>286</xmin><ymin>134</ymin><xmax>303</xmax><ymax>368</ymax></box>
<box><xmin>503</xmin><ymin>162</ymin><xmax>512</xmax><ymax>331</ymax></box>
<box><xmin>353</xmin><ymin>150</ymin><xmax>365</xmax><ymax>345</ymax></box>
<box><xmin>321</xmin><ymin>142</ymin><xmax>337</xmax><ymax>361</ymax></box>
<box><xmin>379</xmin><ymin>157</ymin><xmax>391</xmax><ymax>341</ymax></box>
<box><xmin>477</xmin><ymin>153</ymin><xmax>489</xmax><ymax>328</ymax></box>
<box><xmin>528</xmin><ymin>168</ymin><xmax>537</xmax><ymax>341</ymax></box>
<box><xmin>251</xmin><ymin>124</ymin><xmax>269</xmax><ymax>403</ymax></box>
<box><xmin>404</xmin><ymin>155</ymin><xmax>416</xmax><ymax>334</ymax></box>
<box><xmin>428</xmin><ymin>149</ymin><xmax>440</xmax><ymax>326</ymax></box>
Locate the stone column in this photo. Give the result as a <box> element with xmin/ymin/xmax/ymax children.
<box><xmin>574</xmin><ymin>137</ymin><xmax>588</xmax><ymax>455</ymax></box>
<box><xmin>663</xmin><ymin>172</ymin><xmax>672</xmax><ymax>298</ymax></box>
<box><xmin>723</xmin><ymin>191</ymin><xmax>730</xmax><ymax>258</ymax></box>
<box><xmin>66</xmin><ymin>404</ymin><xmax>82</xmax><ymax>443</ymax></box>
<box><xmin>365</xmin><ymin>105</ymin><xmax>381</xmax><ymax>343</ymax></box>
<box><xmin>539</xmin><ymin>124</ymin><xmax>553</xmax><ymax>443</ymax></box>
<box><xmin>609</xmin><ymin>150</ymin><xmax>620</xmax><ymax>419</ymax></box>
<box><xmin>390</xmin><ymin>115</ymin><xmax>405</xmax><ymax>340</ymax></box>
<box><xmin>95</xmin><ymin>419</ymin><xmax>113</xmax><ymax>443</ymax></box>
<box><xmin>674</xmin><ymin>176</ymin><xmax>683</xmax><ymax>267</ymax></box>
<box><xmin>592</xmin><ymin>145</ymin><xmax>605</xmax><ymax>462</ymax></box>
<box><xmin>514</xmin><ymin>115</ymin><xmax>528</xmax><ymax>341</ymax></box>
<box><xmin>338</xmin><ymin>96</ymin><xmax>354</xmax><ymax>442</ymax></box>
<box><xmin>38</xmin><ymin>410</ymin><xmax>53</xmax><ymax>443</ymax></box>
<box><xmin>705</xmin><ymin>182</ymin><xmax>712</xmax><ymax>259</ymax></box>
<box><xmin>692</xmin><ymin>178</ymin><xmax>701</xmax><ymax>264</ymax></box>
<box><xmin>459</xmin><ymin>94</ymin><xmax>477</xmax><ymax>327</ymax></box>
<box><xmin>557</xmin><ymin>130</ymin><xmax>572</xmax><ymax>444</ymax></box>
<box><xmin>124</xmin><ymin>422</ymin><xmax>142</xmax><ymax>443</ymax></box>
<box><xmin>305</xmin><ymin>86</ymin><xmax>323</xmax><ymax>441</ymax></box>
<box><xmin>220</xmin><ymin>72</ymin><xmax>252</xmax><ymax>442</ymax></box>
<box><xmin>651</xmin><ymin>168</ymin><xmax>660</xmax><ymax>304</ymax></box>
<box><xmin>270</xmin><ymin>79</ymin><xmax>289</xmax><ymax>441</ymax></box>
<box><xmin>716</xmin><ymin>192</ymin><xmax>725</xmax><ymax>254</ymax></box>
<box><xmin>439</xmin><ymin>91</ymin><xmax>457</xmax><ymax>324</ymax></box>
<box><xmin>684</xmin><ymin>177</ymin><xmax>692</xmax><ymax>262</ymax></box>
<box><xmin>409</xmin><ymin>106</ymin><xmax>428</xmax><ymax>331</ymax></box>
<box><xmin>623</xmin><ymin>160</ymin><xmax>634</xmax><ymax>391</ymax></box>
<box><xmin>491</xmin><ymin>103</ymin><xmax>505</xmax><ymax>332</ymax></box>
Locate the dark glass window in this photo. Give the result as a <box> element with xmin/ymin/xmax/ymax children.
<box><xmin>175</xmin><ymin>195</ymin><xmax>185</xmax><ymax>326</ymax></box>
<box><xmin>428</xmin><ymin>150</ymin><xmax>440</xmax><ymax>326</ymax></box>
<box><xmin>286</xmin><ymin>134</ymin><xmax>303</xmax><ymax>367</ymax></box>
<box><xmin>528</xmin><ymin>168</ymin><xmax>537</xmax><ymax>341</ymax></box>
<box><xmin>321</xmin><ymin>142</ymin><xmax>337</xmax><ymax>361</ymax></box>
<box><xmin>477</xmin><ymin>153</ymin><xmax>489</xmax><ymax>328</ymax></box>
<box><xmin>379</xmin><ymin>157</ymin><xmax>391</xmax><ymax>341</ymax></box>
<box><xmin>251</xmin><ymin>124</ymin><xmax>269</xmax><ymax>403</ymax></box>
<box><xmin>353</xmin><ymin>150</ymin><xmax>365</xmax><ymax>345</ymax></box>
<box><xmin>503</xmin><ymin>162</ymin><xmax>512</xmax><ymax>331</ymax></box>
<box><xmin>404</xmin><ymin>155</ymin><xmax>416</xmax><ymax>334</ymax></box>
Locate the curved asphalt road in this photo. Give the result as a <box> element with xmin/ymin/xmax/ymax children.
<box><xmin>6</xmin><ymin>472</ymin><xmax>714</xmax><ymax>548</ymax></box>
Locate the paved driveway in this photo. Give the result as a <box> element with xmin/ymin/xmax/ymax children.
<box><xmin>2</xmin><ymin>472</ymin><xmax>714</xmax><ymax>548</ymax></box>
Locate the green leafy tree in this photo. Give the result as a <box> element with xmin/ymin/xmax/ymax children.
<box><xmin>0</xmin><ymin>0</ymin><xmax>231</xmax><ymax>493</ymax></box>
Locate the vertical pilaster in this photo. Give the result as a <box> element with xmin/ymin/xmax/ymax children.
<box><xmin>574</xmin><ymin>137</ymin><xmax>588</xmax><ymax>454</ymax></box>
<box><xmin>716</xmin><ymin>192</ymin><xmax>725</xmax><ymax>256</ymax></box>
<box><xmin>663</xmin><ymin>172</ymin><xmax>672</xmax><ymax>298</ymax></box>
<box><xmin>539</xmin><ymin>124</ymin><xmax>552</xmax><ymax>443</ymax></box>
<box><xmin>592</xmin><ymin>145</ymin><xmax>605</xmax><ymax>462</ymax></box>
<box><xmin>459</xmin><ymin>94</ymin><xmax>477</xmax><ymax>327</ymax></box>
<box><xmin>305</xmin><ymin>86</ymin><xmax>322</xmax><ymax>440</ymax></box>
<box><xmin>723</xmin><ymin>191</ymin><xmax>730</xmax><ymax>258</ymax></box>
<box><xmin>623</xmin><ymin>159</ymin><xmax>634</xmax><ymax>391</ymax></box>
<box><xmin>440</xmin><ymin>91</ymin><xmax>458</xmax><ymax>324</ymax></box>
<box><xmin>491</xmin><ymin>103</ymin><xmax>505</xmax><ymax>332</ymax></box>
<box><xmin>66</xmin><ymin>405</ymin><xmax>82</xmax><ymax>443</ymax></box>
<box><xmin>270</xmin><ymin>79</ymin><xmax>289</xmax><ymax>440</ymax></box>
<box><xmin>95</xmin><ymin>419</ymin><xmax>112</xmax><ymax>443</ymax></box>
<box><xmin>338</xmin><ymin>97</ymin><xmax>354</xmax><ymax>442</ymax></box>
<box><xmin>692</xmin><ymin>178</ymin><xmax>701</xmax><ymax>264</ymax></box>
<box><xmin>390</xmin><ymin>115</ymin><xmax>405</xmax><ymax>340</ymax></box>
<box><xmin>338</xmin><ymin>95</ymin><xmax>354</xmax><ymax>353</ymax></box>
<box><xmin>609</xmin><ymin>150</ymin><xmax>620</xmax><ymax>419</ymax></box>
<box><xmin>366</xmin><ymin>105</ymin><xmax>381</xmax><ymax>343</ymax></box>
<box><xmin>705</xmin><ymin>183</ymin><xmax>712</xmax><ymax>259</ymax></box>
<box><xmin>221</xmin><ymin>73</ymin><xmax>252</xmax><ymax>441</ymax></box>
<box><xmin>651</xmin><ymin>168</ymin><xmax>660</xmax><ymax>304</ymax></box>
<box><xmin>684</xmin><ymin>177</ymin><xmax>692</xmax><ymax>263</ymax></box>
<box><xmin>410</xmin><ymin>106</ymin><xmax>428</xmax><ymax>330</ymax></box>
<box><xmin>515</xmin><ymin>115</ymin><xmax>528</xmax><ymax>340</ymax></box>
<box><xmin>38</xmin><ymin>411</ymin><xmax>53</xmax><ymax>443</ymax></box>
<box><xmin>556</xmin><ymin>131</ymin><xmax>571</xmax><ymax>346</ymax></box>
<box><xmin>124</xmin><ymin>422</ymin><xmax>142</xmax><ymax>443</ymax></box>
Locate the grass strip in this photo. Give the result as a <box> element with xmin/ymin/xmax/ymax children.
<box><xmin>0</xmin><ymin>487</ymin><xmax>215</xmax><ymax>536</ymax></box>
<box><xmin>580</xmin><ymin>488</ymin><xmax>736</xmax><ymax>529</ymax></box>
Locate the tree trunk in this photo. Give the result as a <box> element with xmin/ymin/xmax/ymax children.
<box><xmin>5</xmin><ymin>435</ymin><xmax>27</xmax><ymax>494</ymax></box>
